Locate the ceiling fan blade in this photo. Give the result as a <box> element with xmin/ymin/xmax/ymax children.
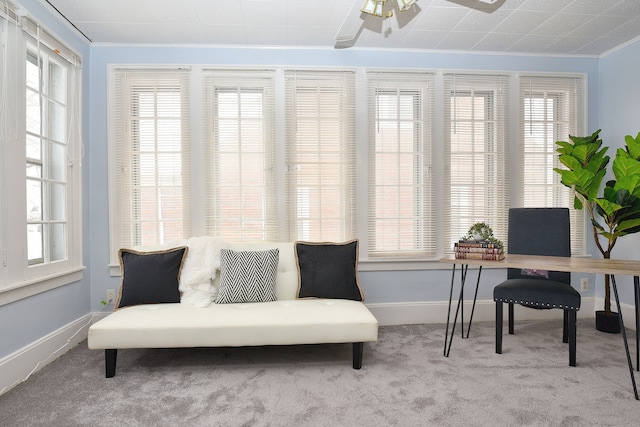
<box><xmin>335</xmin><ymin>0</ymin><xmax>366</xmax><ymax>43</ymax></box>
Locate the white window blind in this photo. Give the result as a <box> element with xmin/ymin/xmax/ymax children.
<box><xmin>202</xmin><ymin>69</ymin><xmax>278</xmax><ymax>241</ymax></box>
<box><xmin>521</xmin><ymin>75</ymin><xmax>586</xmax><ymax>255</ymax></box>
<box><xmin>366</xmin><ymin>71</ymin><xmax>435</xmax><ymax>258</ymax></box>
<box><xmin>110</xmin><ymin>69</ymin><xmax>191</xmax><ymax>261</ymax></box>
<box><xmin>284</xmin><ymin>70</ymin><xmax>356</xmax><ymax>242</ymax></box>
<box><xmin>444</xmin><ymin>73</ymin><xmax>509</xmax><ymax>252</ymax></box>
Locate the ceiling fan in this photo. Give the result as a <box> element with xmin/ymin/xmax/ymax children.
<box><xmin>334</xmin><ymin>0</ymin><xmax>500</xmax><ymax>49</ymax></box>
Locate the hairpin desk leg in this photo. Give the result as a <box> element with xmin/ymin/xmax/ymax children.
<box><xmin>611</xmin><ymin>274</ymin><xmax>638</xmax><ymax>400</ymax></box>
<box><xmin>635</xmin><ymin>276</ymin><xmax>639</xmax><ymax>372</ymax></box>
<box><xmin>444</xmin><ymin>264</ymin><xmax>457</xmax><ymax>357</ymax></box>
<box><xmin>444</xmin><ymin>263</ymin><xmax>483</xmax><ymax>357</ymax></box>
<box><xmin>444</xmin><ymin>264</ymin><xmax>467</xmax><ymax>357</ymax></box>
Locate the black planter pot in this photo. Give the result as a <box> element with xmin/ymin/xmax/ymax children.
<box><xmin>595</xmin><ymin>310</ymin><xmax>621</xmax><ymax>334</ymax></box>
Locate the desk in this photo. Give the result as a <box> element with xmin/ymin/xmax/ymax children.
<box><xmin>439</xmin><ymin>254</ymin><xmax>640</xmax><ymax>400</ymax></box>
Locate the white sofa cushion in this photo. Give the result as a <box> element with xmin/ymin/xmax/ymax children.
<box><xmin>88</xmin><ymin>299</ymin><xmax>378</xmax><ymax>349</ymax></box>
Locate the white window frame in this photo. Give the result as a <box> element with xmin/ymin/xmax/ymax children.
<box><xmin>366</xmin><ymin>71</ymin><xmax>435</xmax><ymax>259</ymax></box>
<box><xmin>520</xmin><ymin>74</ymin><xmax>587</xmax><ymax>255</ymax></box>
<box><xmin>0</xmin><ymin>4</ymin><xmax>83</xmax><ymax>305</ymax></box>
<box><xmin>202</xmin><ymin>69</ymin><xmax>278</xmax><ymax>241</ymax></box>
<box><xmin>443</xmin><ymin>73</ymin><xmax>510</xmax><ymax>254</ymax></box>
<box><xmin>107</xmin><ymin>67</ymin><xmax>191</xmax><ymax>265</ymax></box>
<box><xmin>284</xmin><ymin>70</ymin><xmax>356</xmax><ymax>242</ymax></box>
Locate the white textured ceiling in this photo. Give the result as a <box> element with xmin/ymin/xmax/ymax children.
<box><xmin>43</xmin><ymin>0</ymin><xmax>640</xmax><ymax>55</ymax></box>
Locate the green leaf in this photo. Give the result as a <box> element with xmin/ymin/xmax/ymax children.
<box><xmin>556</xmin><ymin>169</ymin><xmax>582</xmax><ymax>188</ymax></box>
<box><xmin>595</xmin><ymin>198</ymin><xmax>622</xmax><ymax>218</ymax></box>
<box><xmin>615</xmin><ymin>218</ymin><xmax>640</xmax><ymax>233</ymax></box>
<box><xmin>555</xmin><ymin>141</ymin><xmax>573</xmax><ymax>155</ymax></box>
<box><xmin>571</xmin><ymin>144</ymin><xmax>590</xmax><ymax>164</ymax></box>
<box><xmin>617</xmin><ymin>188</ymin><xmax>631</xmax><ymax>205</ymax></box>
<box><xmin>602</xmin><ymin>184</ymin><xmax>618</xmax><ymax>202</ymax></box>
<box><xmin>625</xmin><ymin>132</ymin><xmax>640</xmax><ymax>160</ymax></box>
<box><xmin>613</xmin><ymin>154</ymin><xmax>640</xmax><ymax>180</ymax></box>
<box><xmin>584</xmin><ymin>169</ymin><xmax>606</xmax><ymax>200</ymax></box>
<box><xmin>591</xmin><ymin>218</ymin><xmax>604</xmax><ymax>231</ymax></box>
<box><xmin>558</xmin><ymin>154</ymin><xmax>581</xmax><ymax>171</ymax></box>
<box><xmin>584</xmin><ymin>148</ymin><xmax>610</xmax><ymax>173</ymax></box>
<box><xmin>600</xmin><ymin>231</ymin><xmax>615</xmax><ymax>240</ymax></box>
<box><xmin>573</xmin><ymin>196</ymin><xmax>583</xmax><ymax>210</ymax></box>
<box><xmin>614</xmin><ymin>176</ymin><xmax>640</xmax><ymax>198</ymax></box>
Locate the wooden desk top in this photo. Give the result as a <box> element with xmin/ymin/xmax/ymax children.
<box><xmin>439</xmin><ymin>254</ymin><xmax>640</xmax><ymax>277</ymax></box>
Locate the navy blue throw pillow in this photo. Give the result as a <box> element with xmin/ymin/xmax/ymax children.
<box><xmin>295</xmin><ymin>240</ymin><xmax>364</xmax><ymax>301</ymax></box>
<box><xmin>115</xmin><ymin>247</ymin><xmax>188</xmax><ymax>309</ymax></box>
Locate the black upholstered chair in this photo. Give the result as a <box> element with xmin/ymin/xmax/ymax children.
<box><xmin>493</xmin><ymin>208</ymin><xmax>581</xmax><ymax>366</ymax></box>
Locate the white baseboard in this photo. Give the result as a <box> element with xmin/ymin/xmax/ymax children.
<box><xmin>367</xmin><ymin>297</ymin><xmax>600</xmax><ymax>327</ymax></box>
<box><xmin>0</xmin><ymin>313</ymin><xmax>93</xmax><ymax>396</ymax></box>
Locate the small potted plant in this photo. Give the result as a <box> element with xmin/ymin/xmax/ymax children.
<box><xmin>554</xmin><ymin>130</ymin><xmax>640</xmax><ymax>332</ymax></box>
<box><xmin>460</xmin><ymin>222</ymin><xmax>503</xmax><ymax>249</ymax></box>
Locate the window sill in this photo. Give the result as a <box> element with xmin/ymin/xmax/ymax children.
<box><xmin>0</xmin><ymin>267</ymin><xmax>85</xmax><ymax>307</ymax></box>
<box><xmin>359</xmin><ymin>259</ymin><xmax>446</xmax><ymax>272</ymax></box>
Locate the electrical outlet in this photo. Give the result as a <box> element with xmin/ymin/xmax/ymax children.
<box><xmin>106</xmin><ymin>289</ymin><xmax>116</xmax><ymax>304</ymax></box>
<box><xmin>580</xmin><ymin>278</ymin><xmax>588</xmax><ymax>292</ymax></box>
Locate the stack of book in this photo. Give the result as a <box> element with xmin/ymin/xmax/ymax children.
<box><xmin>454</xmin><ymin>240</ymin><xmax>505</xmax><ymax>260</ymax></box>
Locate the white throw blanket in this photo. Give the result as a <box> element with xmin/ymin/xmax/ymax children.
<box><xmin>166</xmin><ymin>236</ymin><xmax>228</xmax><ymax>307</ymax></box>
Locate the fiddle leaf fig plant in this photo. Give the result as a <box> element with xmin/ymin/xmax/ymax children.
<box><xmin>554</xmin><ymin>129</ymin><xmax>640</xmax><ymax>316</ymax></box>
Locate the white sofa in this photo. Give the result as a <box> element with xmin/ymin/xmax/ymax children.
<box><xmin>88</xmin><ymin>241</ymin><xmax>379</xmax><ymax>377</ymax></box>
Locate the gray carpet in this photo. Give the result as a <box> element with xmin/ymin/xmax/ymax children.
<box><xmin>1</xmin><ymin>319</ymin><xmax>639</xmax><ymax>426</ymax></box>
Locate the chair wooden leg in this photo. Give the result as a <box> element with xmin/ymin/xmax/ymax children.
<box><xmin>496</xmin><ymin>302</ymin><xmax>503</xmax><ymax>354</ymax></box>
<box><xmin>563</xmin><ymin>310</ymin><xmax>569</xmax><ymax>343</ymax></box>
<box><xmin>568</xmin><ymin>310</ymin><xmax>577</xmax><ymax>367</ymax></box>
<box><xmin>508</xmin><ymin>302</ymin><xmax>514</xmax><ymax>335</ymax></box>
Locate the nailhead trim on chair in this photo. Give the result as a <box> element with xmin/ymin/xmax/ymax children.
<box><xmin>493</xmin><ymin>297</ymin><xmax>579</xmax><ymax>310</ymax></box>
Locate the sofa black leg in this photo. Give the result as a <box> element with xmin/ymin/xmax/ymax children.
<box><xmin>352</xmin><ymin>342</ymin><xmax>363</xmax><ymax>369</ymax></box>
<box><xmin>105</xmin><ymin>349</ymin><xmax>117</xmax><ymax>378</ymax></box>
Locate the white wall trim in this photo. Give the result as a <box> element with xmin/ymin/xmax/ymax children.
<box><xmin>0</xmin><ymin>313</ymin><xmax>93</xmax><ymax>396</ymax></box>
<box><xmin>367</xmin><ymin>297</ymin><xmax>600</xmax><ymax>326</ymax></box>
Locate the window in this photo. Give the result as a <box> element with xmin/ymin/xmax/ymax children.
<box><xmin>107</xmin><ymin>66</ymin><xmax>587</xmax><ymax>266</ymax></box>
<box><xmin>109</xmin><ymin>68</ymin><xmax>356</xmax><ymax>264</ymax></box>
<box><xmin>444</xmin><ymin>74</ymin><xmax>509</xmax><ymax>252</ymax></box>
<box><xmin>284</xmin><ymin>70</ymin><xmax>356</xmax><ymax>242</ymax></box>
<box><xmin>521</xmin><ymin>75</ymin><xmax>586</xmax><ymax>255</ymax></box>
<box><xmin>0</xmin><ymin>3</ymin><xmax>83</xmax><ymax>298</ymax></box>
<box><xmin>109</xmin><ymin>69</ymin><xmax>191</xmax><ymax>262</ymax></box>
<box><xmin>25</xmin><ymin>49</ymin><xmax>69</xmax><ymax>265</ymax></box>
<box><xmin>366</xmin><ymin>71</ymin><xmax>434</xmax><ymax>258</ymax></box>
<box><xmin>203</xmin><ymin>70</ymin><xmax>277</xmax><ymax>241</ymax></box>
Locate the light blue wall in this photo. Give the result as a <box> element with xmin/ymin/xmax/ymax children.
<box><xmin>7</xmin><ymin>0</ymin><xmax>640</xmax><ymax>362</ymax></box>
<box><xmin>0</xmin><ymin>1</ymin><xmax>91</xmax><ymax>359</ymax></box>
<box><xmin>88</xmin><ymin>45</ymin><xmax>600</xmax><ymax>309</ymax></box>
<box><xmin>597</xmin><ymin>40</ymin><xmax>640</xmax><ymax>304</ymax></box>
